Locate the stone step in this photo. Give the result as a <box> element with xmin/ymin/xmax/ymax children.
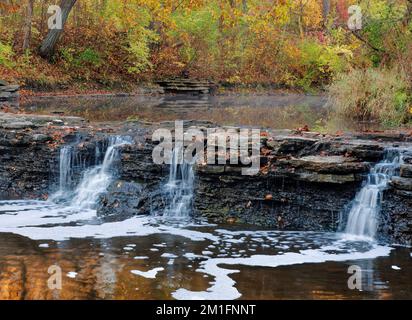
<box><xmin>0</xmin><ymin>85</ymin><xmax>20</xmax><ymax>92</ymax></box>
<box><xmin>156</xmin><ymin>78</ymin><xmax>215</xmax><ymax>94</ymax></box>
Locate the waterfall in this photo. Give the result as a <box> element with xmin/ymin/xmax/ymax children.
<box><xmin>58</xmin><ymin>146</ymin><xmax>74</xmax><ymax>192</ymax></box>
<box><xmin>344</xmin><ymin>149</ymin><xmax>401</xmax><ymax>239</ymax></box>
<box><xmin>162</xmin><ymin>147</ymin><xmax>195</xmax><ymax>218</ymax></box>
<box><xmin>51</xmin><ymin>136</ymin><xmax>132</xmax><ymax>209</ymax></box>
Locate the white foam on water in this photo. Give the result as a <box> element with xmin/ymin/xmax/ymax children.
<box><xmin>391</xmin><ymin>265</ymin><xmax>401</xmax><ymax>270</ymax></box>
<box><xmin>131</xmin><ymin>267</ymin><xmax>164</xmax><ymax>279</ymax></box>
<box><xmin>0</xmin><ymin>200</ymin><xmax>394</xmax><ymax>301</ymax></box>
<box><xmin>134</xmin><ymin>256</ymin><xmax>149</xmax><ymax>260</ymax></box>
<box><xmin>172</xmin><ymin>243</ymin><xmax>392</xmax><ymax>300</ymax></box>
<box><xmin>67</xmin><ymin>272</ymin><xmax>78</xmax><ymax>278</ymax></box>
<box><xmin>0</xmin><ymin>201</ymin><xmax>218</xmax><ymax>242</ymax></box>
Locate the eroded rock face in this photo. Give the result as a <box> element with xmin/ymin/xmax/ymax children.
<box><xmin>0</xmin><ymin>114</ymin><xmax>411</xmax><ymax>245</ymax></box>
<box><xmin>380</xmin><ymin>189</ymin><xmax>412</xmax><ymax>245</ymax></box>
<box><xmin>0</xmin><ymin>113</ymin><xmax>93</xmax><ymax>199</ymax></box>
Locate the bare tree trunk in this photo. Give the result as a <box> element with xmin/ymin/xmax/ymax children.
<box><xmin>322</xmin><ymin>0</ymin><xmax>331</xmax><ymax>27</ymax></box>
<box><xmin>39</xmin><ymin>0</ymin><xmax>77</xmax><ymax>60</ymax></box>
<box><xmin>22</xmin><ymin>0</ymin><xmax>35</xmax><ymax>51</ymax></box>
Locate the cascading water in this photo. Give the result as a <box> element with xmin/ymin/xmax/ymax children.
<box><xmin>51</xmin><ymin>136</ymin><xmax>132</xmax><ymax>209</ymax></box>
<box><xmin>344</xmin><ymin>149</ymin><xmax>401</xmax><ymax>239</ymax></box>
<box><xmin>58</xmin><ymin>146</ymin><xmax>74</xmax><ymax>192</ymax></box>
<box><xmin>162</xmin><ymin>147</ymin><xmax>195</xmax><ymax>218</ymax></box>
<box><xmin>49</xmin><ymin>144</ymin><xmax>88</xmax><ymax>202</ymax></box>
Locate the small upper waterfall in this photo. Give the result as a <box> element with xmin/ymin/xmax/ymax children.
<box><xmin>162</xmin><ymin>147</ymin><xmax>195</xmax><ymax>218</ymax></box>
<box><xmin>344</xmin><ymin>149</ymin><xmax>401</xmax><ymax>239</ymax></box>
<box><xmin>51</xmin><ymin>136</ymin><xmax>132</xmax><ymax>209</ymax></box>
<box><xmin>58</xmin><ymin>145</ymin><xmax>74</xmax><ymax>192</ymax></box>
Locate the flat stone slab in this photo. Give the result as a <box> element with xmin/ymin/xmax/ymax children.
<box><xmin>296</xmin><ymin>172</ymin><xmax>356</xmax><ymax>184</ymax></box>
<box><xmin>0</xmin><ymin>112</ymin><xmax>87</xmax><ymax>128</ymax></box>
<box><xmin>0</xmin><ymin>121</ymin><xmax>35</xmax><ymax>129</ymax></box>
<box><xmin>279</xmin><ymin>155</ymin><xmax>370</xmax><ymax>174</ymax></box>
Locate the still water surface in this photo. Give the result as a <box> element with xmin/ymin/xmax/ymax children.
<box><xmin>20</xmin><ymin>94</ymin><xmax>379</xmax><ymax>131</ymax></box>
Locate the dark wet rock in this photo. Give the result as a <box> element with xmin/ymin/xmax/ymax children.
<box><xmin>266</xmin><ymin>136</ymin><xmax>317</xmax><ymax>155</ymax></box>
<box><xmin>390</xmin><ymin>177</ymin><xmax>412</xmax><ymax>191</ymax></box>
<box><xmin>194</xmin><ymin>172</ymin><xmax>358</xmax><ymax>231</ymax></box>
<box><xmin>402</xmin><ymin>151</ymin><xmax>412</xmax><ymax>164</ymax></box>
<box><xmin>0</xmin><ymin>117</ymin><xmax>411</xmax><ymax>245</ymax></box>
<box><xmin>400</xmin><ymin>164</ymin><xmax>412</xmax><ymax>178</ymax></box>
<box><xmin>380</xmin><ymin>189</ymin><xmax>412</xmax><ymax>245</ymax></box>
<box><xmin>97</xmin><ymin>180</ymin><xmax>143</xmax><ymax>219</ymax></box>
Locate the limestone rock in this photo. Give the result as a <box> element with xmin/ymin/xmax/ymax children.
<box><xmin>0</xmin><ymin>121</ymin><xmax>35</xmax><ymax>129</ymax></box>
<box><xmin>390</xmin><ymin>176</ymin><xmax>412</xmax><ymax>191</ymax></box>
<box><xmin>295</xmin><ymin>172</ymin><xmax>356</xmax><ymax>184</ymax></box>
<box><xmin>267</xmin><ymin>136</ymin><xmax>317</xmax><ymax>155</ymax></box>
<box><xmin>278</xmin><ymin>155</ymin><xmax>370</xmax><ymax>174</ymax></box>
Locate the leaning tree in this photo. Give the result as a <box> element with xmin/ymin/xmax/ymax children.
<box><xmin>39</xmin><ymin>0</ymin><xmax>77</xmax><ymax>59</ymax></box>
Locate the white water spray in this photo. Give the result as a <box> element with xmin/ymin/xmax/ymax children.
<box><xmin>162</xmin><ymin>147</ymin><xmax>195</xmax><ymax>218</ymax></box>
<box><xmin>52</xmin><ymin>136</ymin><xmax>132</xmax><ymax>209</ymax></box>
<box><xmin>345</xmin><ymin>149</ymin><xmax>401</xmax><ymax>238</ymax></box>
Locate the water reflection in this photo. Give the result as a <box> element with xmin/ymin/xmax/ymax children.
<box><xmin>19</xmin><ymin>94</ymin><xmax>333</xmax><ymax>129</ymax></box>
<box><xmin>0</xmin><ymin>230</ymin><xmax>410</xmax><ymax>300</ymax></box>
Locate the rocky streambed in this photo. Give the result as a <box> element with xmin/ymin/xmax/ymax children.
<box><xmin>0</xmin><ymin>112</ymin><xmax>411</xmax><ymax>246</ymax></box>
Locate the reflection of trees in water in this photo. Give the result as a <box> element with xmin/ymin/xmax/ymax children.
<box><xmin>21</xmin><ymin>95</ymin><xmax>332</xmax><ymax>130</ymax></box>
<box><xmin>0</xmin><ymin>233</ymin><xmax>210</xmax><ymax>300</ymax></box>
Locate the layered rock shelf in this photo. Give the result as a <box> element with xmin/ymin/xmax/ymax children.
<box><xmin>156</xmin><ymin>78</ymin><xmax>216</xmax><ymax>94</ymax></box>
<box><xmin>0</xmin><ymin>112</ymin><xmax>411</xmax><ymax>245</ymax></box>
<box><xmin>0</xmin><ymin>80</ymin><xmax>19</xmax><ymax>101</ymax></box>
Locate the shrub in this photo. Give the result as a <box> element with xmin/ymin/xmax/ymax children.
<box><xmin>0</xmin><ymin>42</ymin><xmax>14</xmax><ymax>67</ymax></box>
<box><xmin>295</xmin><ymin>40</ymin><xmax>352</xmax><ymax>91</ymax></box>
<box><xmin>327</xmin><ymin>68</ymin><xmax>411</xmax><ymax>127</ymax></box>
